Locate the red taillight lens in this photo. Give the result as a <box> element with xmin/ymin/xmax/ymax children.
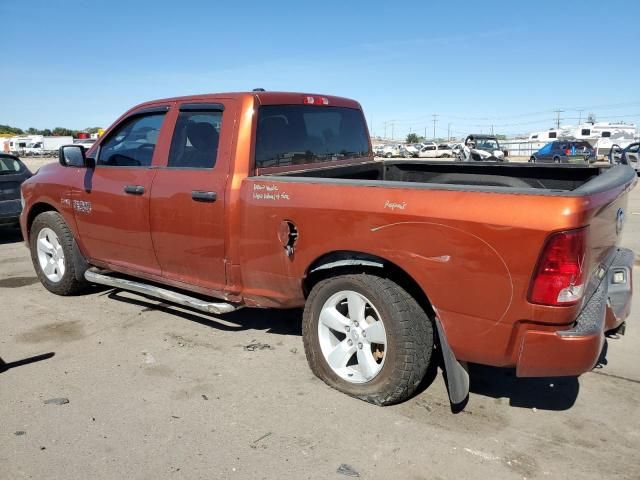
<box><xmin>528</xmin><ymin>227</ymin><xmax>588</xmax><ymax>306</ymax></box>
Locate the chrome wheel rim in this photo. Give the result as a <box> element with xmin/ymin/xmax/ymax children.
<box><xmin>36</xmin><ymin>227</ymin><xmax>65</xmax><ymax>283</ymax></box>
<box><xmin>318</xmin><ymin>290</ymin><xmax>387</xmax><ymax>384</ymax></box>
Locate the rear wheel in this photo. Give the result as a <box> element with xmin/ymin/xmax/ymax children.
<box><xmin>29</xmin><ymin>211</ymin><xmax>89</xmax><ymax>295</ymax></box>
<box><xmin>553</xmin><ymin>156</ymin><xmax>561</xmax><ymax>163</ymax></box>
<box><xmin>385</xmin><ymin>152</ymin><xmax>392</xmax><ymax>158</ymax></box>
<box><xmin>529</xmin><ymin>156</ymin><xmax>536</xmax><ymax>163</ymax></box>
<box><xmin>303</xmin><ymin>274</ymin><xmax>433</xmax><ymax>405</ymax></box>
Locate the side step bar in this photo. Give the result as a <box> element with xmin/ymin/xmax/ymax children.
<box><xmin>84</xmin><ymin>268</ymin><xmax>239</xmax><ymax>315</ymax></box>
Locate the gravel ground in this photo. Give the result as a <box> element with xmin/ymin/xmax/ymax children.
<box><xmin>1</xmin><ymin>159</ymin><xmax>638</xmax><ymax>479</ymax></box>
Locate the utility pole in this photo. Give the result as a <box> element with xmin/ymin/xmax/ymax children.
<box><xmin>577</xmin><ymin>110</ymin><xmax>584</xmax><ymax>124</ymax></box>
<box><xmin>383</xmin><ymin>121</ymin><xmax>388</xmax><ymax>139</ymax></box>
<box><xmin>391</xmin><ymin>122</ymin><xmax>394</xmax><ymax>140</ymax></box>
<box><xmin>491</xmin><ymin>124</ymin><xmax>494</xmax><ymax>135</ymax></box>
<box><xmin>432</xmin><ymin>114</ymin><xmax>438</xmax><ymax>140</ymax></box>
<box><xmin>554</xmin><ymin>109</ymin><xmax>564</xmax><ymax>129</ymax></box>
<box><xmin>424</xmin><ymin>126</ymin><xmax>427</xmax><ymax>138</ymax></box>
<box><xmin>447</xmin><ymin>123</ymin><xmax>451</xmax><ymax>141</ymax></box>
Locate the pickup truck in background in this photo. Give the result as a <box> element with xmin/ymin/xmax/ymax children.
<box><xmin>20</xmin><ymin>91</ymin><xmax>636</xmax><ymax>406</ymax></box>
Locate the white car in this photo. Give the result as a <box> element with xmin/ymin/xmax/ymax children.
<box><xmin>417</xmin><ymin>143</ymin><xmax>454</xmax><ymax>159</ymax></box>
<box><xmin>380</xmin><ymin>144</ymin><xmax>412</xmax><ymax>158</ymax></box>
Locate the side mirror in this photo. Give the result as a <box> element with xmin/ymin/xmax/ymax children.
<box><xmin>503</xmin><ymin>150</ymin><xmax>509</xmax><ymax>157</ymax></box>
<box><xmin>59</xmin><ymin>145</ymin><xmax>91</xmax><ymax>168</ymax></box>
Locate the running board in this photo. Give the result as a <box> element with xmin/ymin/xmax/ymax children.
<box><xmin>84</xmin><ymin>268</ymin><xmax>239</xmax><ymax>315</ymax></box>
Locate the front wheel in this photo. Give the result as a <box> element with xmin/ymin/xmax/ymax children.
<box><xmin>553</xmin><ymin>156</ymin><xmax>561</xmax><ymax>163</ymax></box>
<box><xmin>302</xmin><ymin>274</ymin><xmax>434</xmax><ymax>405</ymax></box>
<box><xmin>30</xmin><ymin>211</ymin><xmax>89</xmax><ymax>295</ymax></box>
<box><xmin>529</xmin><ymin>156</ymin><xmax>536</xmax><ymax>163</ymax></box>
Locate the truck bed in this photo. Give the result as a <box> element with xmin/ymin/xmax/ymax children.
<box><xmin>270</xmin><ymin>160</ymin><xmax>630</xmax><ymax>194</ymax></box>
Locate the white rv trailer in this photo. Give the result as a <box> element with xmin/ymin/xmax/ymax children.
<box><xmin>527</xmin><ymin>122</ymin><xmax>637</xmax><ymax>157</ymax></box>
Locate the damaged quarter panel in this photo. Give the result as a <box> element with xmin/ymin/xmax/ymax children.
<box><xmin>237</xmin><ymin>177</ymin><xmax>586</xmax><ymax>365</ymax></box>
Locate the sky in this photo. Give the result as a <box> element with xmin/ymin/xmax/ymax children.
<box><xmin>2</xmin><ymin>0</ymin><xmax>639</xmax><ymax>140</ymax></box>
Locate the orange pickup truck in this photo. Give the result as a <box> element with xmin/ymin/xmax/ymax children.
<box><xmin>20</xmin><ymin>91</ymin><xmax>636</xmax><ymax>406</ymax></box>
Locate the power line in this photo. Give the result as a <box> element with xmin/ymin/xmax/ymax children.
<box><xmin>432</xmin><ymin>114</ymin><xmax>438</xmax><ymax>140</ymax></box>
<box><xmin>553</xmin><ymin>110</ymin><xmax>564</xmax><ymax>129</ymax></box>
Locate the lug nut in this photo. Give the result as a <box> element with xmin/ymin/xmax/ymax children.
<box><xmin>362</xmin><ymin>331</ymin><xmax>366</xmax><ymax>337</ymax></box>
<box><xmin>354</xmin><ymin>321</ymin><xmax>359</xmax><ymax>327</ymax></box>
<box><xmin>345</xmin><ymin>326</ymin><xmax>350</xmax><ymax>332</ymax></box>
<box><xmin>358</xmin><ymin>342</ymin><xmax>363</xmax><ymax>349</ymax></box>
<box><xmin>347</xmin><ymin>339</ymin><xmax>353</xmax><ymax>346</ymax></box>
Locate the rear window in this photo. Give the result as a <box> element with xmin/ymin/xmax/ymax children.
<box><xmin>0</xmin><ymin>156</ymin><xmax>24</xmax><ymax>174</ymax></box>
<box><xmin>255</xmin><ymin>105</ymin><xmax>370</xmax><ymax>168</ymax></box>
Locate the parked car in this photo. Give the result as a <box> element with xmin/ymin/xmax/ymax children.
<box><xmin>373</xmin><ymin>145</ymin><xmax>386</xmax><ymax>156</ymax></box>
<box><xmin>450</xmin><ymin>143</ymin><xmax>463</xmax><ymax>157</ymax></box>
<box><xmin>417</xmin><ymin>142</ymin><xmax>453</xmax><ymax>159</ymax></box>
<box><xmin>0</xmin><ymin>154</ymin><xmax>31</xmax><ymax>227</ymax></box>
<box><xmin>380</xmin><ymin>144</ymin><xmax>411</xmax><ymax>158</ymax></box>
<box><xmin>530</xmin><ymin>141</ymin><xmax>595</xmax><ymax>164</ymax></box>
<box><xmin>20</xmin><ymin>91</ymin><xmax>636</xmax><ymax>407</ymax></box>
<box><xmin>609</xmin><ymin>143</ymin><xmax>639</xmax><ymax>173</ymax></box>
<box><xmin>403</xmin><ymin>144</ymin><xmax>420</xmax><ymax>157</ymax></box>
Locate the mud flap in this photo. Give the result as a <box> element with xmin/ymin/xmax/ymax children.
<box><xmin>435</xmin><ymin>318</ymin><xmax>470</xmax><ymax>406</ymax></box>
<box><xmin>72</xmin><ymin>239</ymin><xmax>89</xmax><ymax>282</ymax></box>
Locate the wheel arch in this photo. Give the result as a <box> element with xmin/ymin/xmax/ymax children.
<box><xmin>303</xmin><ymin>250</ymin><xmax>435</xmax><ymax>319</ymax></box>
<box><xmin>26</xmin><ymin>202</ymin><xmax>60</xmax><ymax>239</ymax></box>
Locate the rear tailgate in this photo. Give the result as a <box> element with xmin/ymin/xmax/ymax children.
<box><xmin>517</xmin><ymin>165</ymin><xmax>636</xmax><ymax>377</ymax></box>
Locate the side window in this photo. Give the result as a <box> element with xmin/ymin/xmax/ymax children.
<box><xmin>98</xmin><ymin>113</ymin><xmax>165</xmax><ymax>167</ymax></box>
<box><xmin>168</xmin><ymin>110</ymin><xmax>222</xmax><ymax>168</ymax></box>
<box><xmin>548</xmin><ymin>132</ymin><xmax>557</xmax><ymax>138</ymax></box>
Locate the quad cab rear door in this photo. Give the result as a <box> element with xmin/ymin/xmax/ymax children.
<box><xmin>149</xmin><ymin>99</ymin><xmax>236</xmax><ymax>292</ymax></box>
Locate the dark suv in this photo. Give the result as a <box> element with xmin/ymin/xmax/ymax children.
<box><xmin>0</xmin><ymin>154</ymin><xmax>31</xmax><ymax>227</ymax></box>
<box><xmin>530</xmin><ymin>141</ymin><xmax>595</xmax><ymax>163</ymax></box>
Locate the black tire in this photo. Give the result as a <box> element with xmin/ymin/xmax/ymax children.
<box><xmin>302</xmin><ymin>274</ymin><xmax>433</xmax><ymax>406</ymax></box>
<box><xmin>29</xmin><ymin>211</ymin><xmax>89</xmax><ymax>295</ymax></box>
<box><xmin>385</xmin><ymin>152</ymin><xmax>392</xmax><ymax>158</ymax></box>
<box><xmin>553</xmin><ymin>156</ymin><xmax>561</xmax><ymax>163</ymax></box>
<box><xmin>529</xmin><ymin>156</ymin><xmax>536</xmax><ymax>163</ymax></box>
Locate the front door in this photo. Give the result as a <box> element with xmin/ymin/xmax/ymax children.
<box><xmin>72</xmin><ymin>107</ymin><xmax>169</xmax><ymax>276</ymax></box>
<box><xmin>149</xmin><ymin>100</ymin><xmax>235</xmax><ymax>291</ymax></box>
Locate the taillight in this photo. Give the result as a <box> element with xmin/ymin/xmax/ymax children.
<box><xmin>528</xmin><ymin>227</ymin><xmax>588</xmax><ymax>306</ymax></box>
<box><xmin>303</xmin><ymin>95</ymin><xmax>329</xmax><ymax>105</ymax></box>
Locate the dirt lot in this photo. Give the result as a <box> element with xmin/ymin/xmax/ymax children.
<box><xmin>1</xmin><ymin>159</ymin><xmax>639</xmax><ymax>479</ymax></box>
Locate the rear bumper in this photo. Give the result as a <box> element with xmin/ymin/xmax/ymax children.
<box><xmin>516</xmin><ymin>248</ymin><xmax>634</xmax><ymax>377</ymax></box>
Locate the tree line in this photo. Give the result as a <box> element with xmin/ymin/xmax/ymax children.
<box><xmin>0</xmin><ymin>124</ymin><xmax>101</xmax><ymax>137</ymax></box>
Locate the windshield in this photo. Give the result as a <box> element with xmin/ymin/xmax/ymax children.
<box><xmin>255</xmin><ymin>105</ymin><xmax>370</xmax><ymax>168</ymax></box>
<box><xmin>0</xmin><ymin>156</ymin><xmax>24</xmax><ymax>174</ymax></box>
<box><xmin>475</xmin><ymin>138</ymin><xmax>500</xmax><ymax>151</ymax></box>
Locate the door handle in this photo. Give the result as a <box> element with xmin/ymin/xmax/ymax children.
<box><xmin>191</xmin><ymin>190</ymin><xmax>217</xmax><ymax>202</ymax></box>
<box><xmin>124</xmin><ymin>185</ymin><xmax>145</xmax><ymax>195</ymax></box>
